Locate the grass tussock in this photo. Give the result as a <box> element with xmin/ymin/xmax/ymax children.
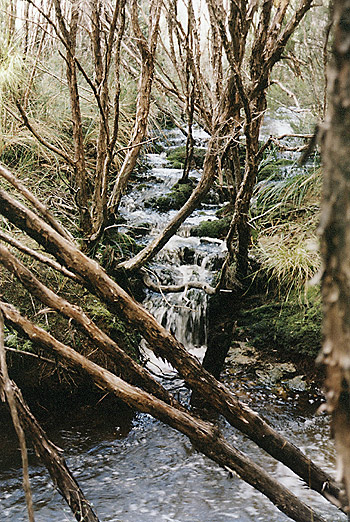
<box><xmin>255</xmin><ymin>222</ymin><xmax>321</xmax><ymax>300</ymax></box>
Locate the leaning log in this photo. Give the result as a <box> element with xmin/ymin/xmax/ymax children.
<box><xmin>0</xmin><ymin>187</ymin><xmax>343</xmax><ymax>508</ymax></box>
<box><xmin>0</xmin><ymin>300</ymin><xmax>329</xmax><ymax>522</ymax></box>
<box><xmin>0</xmin><ymin>243</ymin><xmax>180</xmax><ymax>409</ymax></box>
<box><xmin>10</xmin><ymin>382</ymin><xmax>100</xmax><ymax>522</ymax></box>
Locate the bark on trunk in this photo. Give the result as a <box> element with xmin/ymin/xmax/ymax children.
<box><xmin>319</xmin><ymin>0</ymin><xmax>350</xmax><ymax>510</ymax></box>
<box><xmin>0</xmin><ymin>187</ymin><xmax>343</xmax><ymax>510</ymax></box>
<box><xmin>108</xmin><ymin>0</ymin><xmax>162</xmax><ymax>215</ymax></box>
<box><xmin>0</xmin><ymin>301</ymin><xmax>329</xmax><ymax>522</ymax></box>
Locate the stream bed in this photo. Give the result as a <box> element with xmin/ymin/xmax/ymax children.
<box><xmin>0</xmin><ymin>127</ymin><xmax>344</xmax><ymax>521</ymax></box>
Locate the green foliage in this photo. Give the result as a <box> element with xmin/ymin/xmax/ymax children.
<box><xmin>191</xmin><ymin>216</ymin><xmax>231</xmax><ymax>239</ymax></box>
<box><xmin>267</xmin><ymin>3</ymin><xmax>331</xmax><ymax>120</ymax></box>
<box><xmin>253</xmin><ymin>165</ymin><xmax>321</xmax><ymax>220</ymax></box>
<box><xmin>257</xmin><ymin>157</ymin><xmax>295</xmax><ymax>182</ymax></box>
<box><xmin>238</xmin><ymin>286</ymin><xmax>322</xmax><ymax>359</ymax></box>
<box><xmin>254</xmin><ymin>222</ymin><xmax>320</xmax><ymax>301</ymax></box>
<box><xmin>85</xmin><ymin>298</ymin><xmax>141</xmax><ymax>359</ymax></box>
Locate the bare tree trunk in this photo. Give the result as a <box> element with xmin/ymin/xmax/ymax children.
<box><xmin>54</xmin><ymin>0</ymin><xmax>92</xmax><ymax>237</ymax></box>
<box><xmin>108</xmin><ymin>0</ymin><xmax>162</xmax><ymax>215</ymax></box>
<box><xmin>319</xmin><ymin>0</ymin><xmax>350</xmax><ymax>510</ymax></box>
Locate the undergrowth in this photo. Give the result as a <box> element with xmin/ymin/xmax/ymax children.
<box><xmin>238</xmin><ymin>285</ymin><xmax>322</xmax><ymax>361</ymax></box>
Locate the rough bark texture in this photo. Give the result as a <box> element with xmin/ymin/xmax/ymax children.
<box><xmin>319</xmin><ymin>0</ymin><xmax>350</xmax><ymax>510</ymax></box>
<box><xmin>0</xmin><ymin>187</ymin><xmax>343</xmax><ymax>510</ymax></box>
<box><xmin>108</xmin><ymin>0</ymin><xmax>162</xmax><ymax>214</ymax></box>
<box><xmin>0</xmin><ymin>301</ymin><xmax>328</xmax><ymax>522</ymax></box>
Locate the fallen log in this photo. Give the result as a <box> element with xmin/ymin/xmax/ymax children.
<box><xmin>0</xmin><ymin>310</ymin><xmax>99</xmax><ymax>522</ymax></box>
<box><xmin>0</xmin><ymin>187</ymin><xmax>344</xmax><ymax>509</ymax></box>
<box><xmin>0</xmin><ymin>243</ymin><xmax>180</xmax><ymax>409</ymax></box>
<box><xmin>0</xmin><ymin>300</ymin><xmax>330</xmax><ymax>522</ymax></box>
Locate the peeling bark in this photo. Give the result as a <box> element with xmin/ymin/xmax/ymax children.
<box><xmin>320</xmin><ymin>0</ymin><xmax>350</xmax><ymax>510</ymax></box>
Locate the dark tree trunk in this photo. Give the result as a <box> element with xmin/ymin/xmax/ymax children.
<box><xmin>319</xmin><ymin>0</ymin><xmax>350</xmax><ymax>509</ymax></box>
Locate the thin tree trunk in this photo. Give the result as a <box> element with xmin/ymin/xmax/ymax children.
<box><xmin>0</xmin><ymin>311</ymin><xmax>35</xmax><ymax>522</ymax></box>
<box><xmin>108</xmin><ymin>0</ymin><xmax>162</xmax><ymax>215</ymax></box>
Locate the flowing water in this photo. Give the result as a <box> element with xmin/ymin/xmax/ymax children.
<box><xmin>0</xmin><ymin>127</ymin><xmax>344</xmax><ymax>521</ymax></box>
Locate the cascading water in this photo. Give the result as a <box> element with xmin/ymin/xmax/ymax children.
<box><xmin>0</xmin><ymin>124</ymin><xmax>344</xmax><ymax>522</ymax></box>
<box><xmin>118</xmin><ymin>128</ymin><xmax>225</xmax><ymax>375</ymax></box>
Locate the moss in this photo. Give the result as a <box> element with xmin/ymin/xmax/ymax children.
<box><xmin>166</xmin><ymin>146</ymin><xmax>206</xmax><ymax>169</ymax></box>
<box><xmin>84</xmin><ymin>298</ymin><xmax>141</xmax><ymax>360</ymax></box>
<box><xmin>190</xmin><ymin>216</ymin><xmax>231</xmax><ymax>239</ymax></box>
<box><xmin>237</xmin><ymin>287</ymin><xmax>322</xmax><ymax>360</ymax></box>
<box><xmin>146</xmin><ymin>179</ymin><xmax>195</xmax><ymax>211</ymax></box>
<box><xmin>257</xmin><ymin>158</ymin><xmax>294</xmax><ymax>182</ymax></box>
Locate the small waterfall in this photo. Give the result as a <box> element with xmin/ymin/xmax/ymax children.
<box><xmin>118</xmin><ymin>129</ymin><xmax>225</xmax><ymax>376</ymax></box>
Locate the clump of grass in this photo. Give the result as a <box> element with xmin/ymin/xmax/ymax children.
<box><xmin>237</xmin><ymin>285</ymin><xmax>322</xmax><ymax>359</ymax></box>
<box><xmin>254</xmin><ymin>222</ymin><xmax>321</xmax><ymax>301</ymax></box>
<box><xmin>253</xmin><ymin>165</ymin><xmax>321</xmax><ymax>223</ymax></box>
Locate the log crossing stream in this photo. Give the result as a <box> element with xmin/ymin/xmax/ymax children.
<box><xmin>0</xmin><ymin>127</ymin><xmax>344</xmax><ymax>521</ymax></box>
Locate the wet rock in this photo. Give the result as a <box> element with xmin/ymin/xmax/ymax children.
<box><xmin>284</xmin><ymin>375</ymin><xmax>309</xmax><ymax>392</ymax></box>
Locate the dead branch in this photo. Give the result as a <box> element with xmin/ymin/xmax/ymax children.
<box><xmin>0</xmin><ymin>230</ymin><xmax>81</xmax><ymax>282</ymax></box>
<box><xmin>0</xmin><ymin>311</ymin><xmax>35</xmax><ymax>522</ymax></box>
<box><xmin>108</xmin><ymin>0</ymin><xmax>162</xmax><ymax>214</ymax></box>
<box><xmin>270</xmin><ymin>79</ymin><xmax>300</xmax><ymax>107</ymax></box>
<box><xmin>0</xmin><ymin>243</ymin><xmax>180</xmax><ymax>408</ymax></box>
<box><xmin>11</xmin><ymin>379</ymin><xmax>100</xmax><ymax>521</ymax></box>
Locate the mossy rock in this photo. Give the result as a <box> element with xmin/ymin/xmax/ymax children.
<box><xmin>257</xmin><ymin>158</ymin><xmax>295</xmax><ymax>182</ymax></box>
<box><xmin>237</xmin><ymin>287</ymin><xmax>322</xmax><ymax>360</ymax></box>
<box><xmin>166</xmin><ymin>146</ymin><xmax>206</xmax><ymax>169</ymax></box>
<box><xmin>190</xmin><ymin>216</ymin><xmax>231</xmax><ymax>239</ymax></box>
<box><xmin>146</xmin><ymin>179</ymin><xmax>195</xmax><ymax>211</ymax></box>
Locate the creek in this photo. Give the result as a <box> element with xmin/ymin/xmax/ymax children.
<box><xmin>0</xmin><ymin>126</ymin><xmax>344</xmax><ymax>521</ymax></box>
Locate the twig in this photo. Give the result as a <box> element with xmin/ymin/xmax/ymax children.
<box><xmin>5</xmin><ymin>345</ymin><xmax>55</xmax><ymax>365</ymax></box>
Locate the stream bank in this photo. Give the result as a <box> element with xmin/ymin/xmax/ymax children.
<box><xmin>0</xmin><ymin>124</ymin><xmax>331</xmax><ymax>522</ymax></box>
